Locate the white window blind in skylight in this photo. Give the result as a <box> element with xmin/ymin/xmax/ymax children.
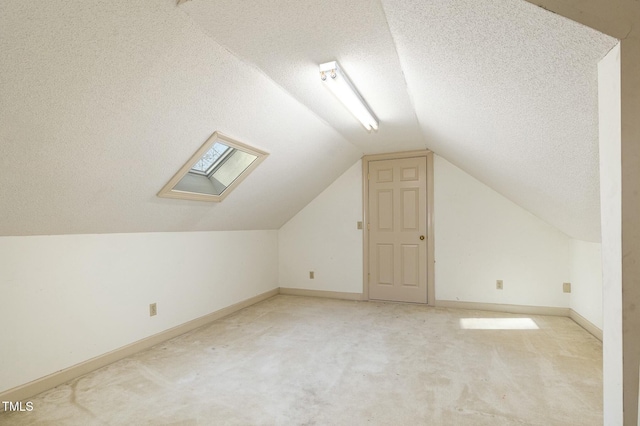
<box><xmin>190</xmin><ymin>142</ymin><xmax>231</xmax><ymax>175</ymax></box>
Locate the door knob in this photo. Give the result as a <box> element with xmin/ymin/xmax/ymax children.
<box><xmin>420</xmin><ymin>235</ymin><xmax>425</xmax><ymax>240</ymax></box>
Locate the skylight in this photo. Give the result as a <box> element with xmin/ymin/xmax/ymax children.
<box><xmin>157</xmin><ymin>132</ymin><xmax>268</xmax><ymax>202</ymax></box>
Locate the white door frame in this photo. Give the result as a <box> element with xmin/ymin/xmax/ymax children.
<box><xmin>362</xmin><ymin>150</ymin><xmax>435</xmax><ymax>305</ymax></box>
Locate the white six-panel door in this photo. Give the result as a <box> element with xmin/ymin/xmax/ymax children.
<box><xmin>368</xmin><ymin>157</ymin><xmax>427</xmax><ymax>303</ymax></box>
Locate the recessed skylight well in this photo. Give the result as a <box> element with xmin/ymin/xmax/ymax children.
<box><xmin>158</xmin><ymin>132</ymin><xmax>268</xmax><ymax>202</ymax></box>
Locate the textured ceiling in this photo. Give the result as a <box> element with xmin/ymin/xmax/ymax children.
<box><xmin>179</xmin><ymin>0</ymin><xmax>426</xmax><ymax>154</ymax></box>
<box><xmin>0</xmin><ymin>0</ymin><xmax>616</xmax><ymax>239</ymax></box>
<box><xmin>0</xmin><ymin>0</ymin><xmax>361</xmax><ymax>235</ymax></box>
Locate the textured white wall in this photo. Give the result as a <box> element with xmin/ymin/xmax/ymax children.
<box><xmin>569</xmin><ymin>240</ymin><xmax>603</xmax><ymax>329</ymax></box>
<box><xmin>0</xmin><ymin>230</ymin><xmax>278</xmax><ymax>394</ymax></box>
<box><xmin>278</xmin><ymin>161</ymin><xmax>363</xmax><ymax>294</ymax></box>
<box><xmin>598</xmin><ymin>42</ymin><xmax>623</xmax><ymax>426</ymax></box>
<box><xmin>433</xmin><ymin>156</ymin><xmax>571</xmax><ymax>307</ymax></box>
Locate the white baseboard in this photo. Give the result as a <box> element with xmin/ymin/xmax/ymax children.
<box><xmin>279</xmin><ymin>287</ymin><xmax>364</xmax><ymax>301</ymax></box>
<box><xmin>1</xmin><ymin>289</ymin><xmax>602</xmax><ymax>403</ymax></box>
<box><xmin>434</xmin><ymin>299</ymin><xmax>570</xmax><ymax>317</ymax></box>
<box><xmin>569</xmin><ymin>309</ymin><xmax>603</xmax><ymax>341</ymax></box>
<box><xmin>0</xmin><ymin>288</ymin><xmax>279</xmax><ymax>402</ymax></box>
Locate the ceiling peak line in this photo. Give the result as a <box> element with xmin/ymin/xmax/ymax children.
<box><xmin>376</xmin><ymin>0</ymin><xmax>429</xmax><ymax>150</ymax></box>
<box><xmin>173</xmin><ymin>2</ymin><xmax>361</xmax><ymax>152</ymax></box>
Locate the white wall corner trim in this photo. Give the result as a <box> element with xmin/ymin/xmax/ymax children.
<box><xmin>598</xmin><ymin>41</ymin><xmax>623</xmax><ymax>426</ymax></box>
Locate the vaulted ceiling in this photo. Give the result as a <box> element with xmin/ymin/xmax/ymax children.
<box><xmin>0</xmin><ymin>0</ymin><xmax>615</xmax><ymax>240</ymax></box>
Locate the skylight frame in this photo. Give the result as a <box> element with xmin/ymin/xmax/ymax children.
<box><xmin>157</xmin><ymin>131</ymin><xmax>268</xmax><ymax>202</ymax></box>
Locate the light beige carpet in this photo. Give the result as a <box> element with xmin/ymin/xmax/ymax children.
<box><xmin>1</xmin><ymin>295</ymin><xmax>602</xmax><ymax>425</ymax></box>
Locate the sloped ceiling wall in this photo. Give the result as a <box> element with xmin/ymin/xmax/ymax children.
<box><xmin>0</xmin><ymin>0</ymin><xmax>362</xmax><ymax>235</ymax></box>
<box><xmin>380</xmin><ymin>0</ymin><xmax>616</xmax><ymax>242</ymax></box>
<box><xmin>0</xmin><ymin>0</ymin><xmax>615</xmax><ymax>240</ymax></box>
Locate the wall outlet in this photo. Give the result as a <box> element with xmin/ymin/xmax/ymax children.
<box><xmin>309</xmin><ymin>271</ymin><xmax>315</xmax><ymax>279</ymax></box>
<box><xmin>149</xmin><ymin>303</ymin><xmax>157</xmax><ymax>317</ymax></box>
<box><xmin>496</xmin><ymin>280</ymin><xmax>503</xmax><ymax>290</ymax></box>
<box><xmin>563</xmin><ymin>282</ymin><xmax>572</xmax><ymax>293</ymax></box>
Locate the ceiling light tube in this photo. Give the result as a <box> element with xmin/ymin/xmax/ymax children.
<box><xmin>319</xmin><ymin>61</ymin><xmax>378</xmax><ymax>131</ymax></box>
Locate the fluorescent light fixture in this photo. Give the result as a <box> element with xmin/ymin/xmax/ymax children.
<box><xmin>319</xmin><ymin>61</ymin><xmax>378</xmax><ymax>131</ymax></box>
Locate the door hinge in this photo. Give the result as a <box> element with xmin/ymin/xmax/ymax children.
<box><xmin>367</xmin><ymin>223</ymin><xmax>370</xmax><ymax>230</ymax></box>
